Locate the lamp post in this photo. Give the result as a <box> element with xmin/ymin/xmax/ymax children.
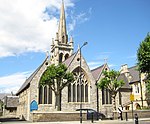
<box><xmin>79</xmin><ymin>42</ymin><xmax>88</xmax><ymax>124</ymax></box>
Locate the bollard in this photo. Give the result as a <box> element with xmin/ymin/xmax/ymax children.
<box><xmin>134</xmin><ymin>113</ymin><xmax>138</xmax><ymax>124</ymax></box>
<box><xmin>91</xmin><ymin>112</ymin><xmax>94</xmax><ymax>123</ymax></box>
<box><xmin>125</xmin><ymin>112</ymin><xmax>128</xmax><ymax>121</ymax></box>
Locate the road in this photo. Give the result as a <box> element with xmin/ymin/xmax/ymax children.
<box><xmin>0</xmin><ymin>118</ymin><xmax>150</xmax><ymax>124</ymax></box>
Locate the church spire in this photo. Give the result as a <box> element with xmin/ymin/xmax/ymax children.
<box><xmin>50</xmin><ymin>1</ymin><xmax>73</xmax><ymax>65</ymax></box>
<box><xmin>58</xmin><ymin>0</ymin><xmax>68</xmax><ymax>44</ymax></box>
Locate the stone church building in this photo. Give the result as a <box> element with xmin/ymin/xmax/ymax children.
<box><xmin>16</xmin><ymin>1</ymin><xmax>131</xmax><ymax>121</ymax></box>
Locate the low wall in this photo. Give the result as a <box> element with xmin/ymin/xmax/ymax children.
<box><xmin>113</xmin><ymin>110</ymin><xmax>150</xmax><ymax>120</ymax></box>
<box><xmin>31</xmin><ymin>111</ymin><xmax>87</xmax><ymax>122</ymax></box>
<box><xmin>0</xmin><ymin>111</ymin><xmax>2</xmax><ymax>116</ymax></box>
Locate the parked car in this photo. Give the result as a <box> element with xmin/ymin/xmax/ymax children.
<box><xmin>76</xmin><ymin>108</ymin><xmax>105</xmax><ymax>120</ymax></box>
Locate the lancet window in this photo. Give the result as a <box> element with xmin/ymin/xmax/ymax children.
<box><xmin>102</xmin><ymin>88</ymin><xmax>112</xmax><ymax>104</ymax></box>
<box><xmin>65</xmin><ymin>53</ymin><xmax>69</xmax><ymax>60</ymax></box>
<box><xmin>59</xmin><ymin>53</ymin><xmax>63</xmax><ymax>63</ymax></box>
<box><xmin>68</xmin><ymin>67</ymin><xmax>89</xmax><ymax>103</ymax></box>
<box><xmin>39</xmin><ymin>85</ymin><xmax>52</xmax><ymax>104</ymax></box>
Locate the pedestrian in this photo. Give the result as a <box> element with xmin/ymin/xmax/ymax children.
<box><xmin>118</xmin><ymin>105</ymin><xmax>123</xmax><ymax>120</ymax></box>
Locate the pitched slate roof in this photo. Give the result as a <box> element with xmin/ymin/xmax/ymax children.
<box><xmin>16</xmin><ymin>57</ymin><xmax>49</xmax><ymax>95</ymax></box>
<box><xmin>63</xmin><ymin>52</ymin><xmax>77</xmax><ymax>67</ymax></box>
<box><xmin>118</xmin><ymin>73</ymin><xmax>130</xmax><ymax>88</ymax></box>
<box><xmin>63</xmin><ymin>51</ymin><xmax>107</xmax><ymax>82</ymax></box>
<box><xmin>128</xmin><ymin>66</ymin><xmax>140</xmax><ymax>83</ymax></box>
<box><xmin>4</xmin><ymin>96</ymin><xmax>19</xmax><ymax>108</ymax></box>
<box><xmin>91</xmin><ymin>64</ymin><xmax>106</xmax><ymax>81</ymax></box>
<box><xmin>16</xmin><ymin>51</ymin><xmax>78</xmax><ymax>96</ymax></box>
<box><xmin>0</xmin><ymin>93</ymin><xmax>11</xmax><ymax>100</ymax></box>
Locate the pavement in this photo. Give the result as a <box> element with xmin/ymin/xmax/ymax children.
<box><xmin>0</xmin><ymin>118</ymin><xmax>150</xmax><ymax>124</ymax></box>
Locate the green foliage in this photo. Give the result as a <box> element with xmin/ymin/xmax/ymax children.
<box><xmin>137</xmin><ymin>33</ymin><xmax>150</xmax><ymax>73</ymax></box>
<box><xmin>97</xmin><ymin>70</ymin><xmax>125</xmax><ymax>93</ymax></box>
<box><xmin>146</xmin><ymin>79</ymin><xmax>150</xmax><ymax>93</ymax></box>
<box><xmin>97</xmin><ymin>70</ymin><xmax>125</xmax><ymax>111</ymax></box>
<box><xmin>40</xmin><ymin>63</ymin><xmax>74</xmax><ymax>92</ymax></box>
<box><xmin>137</xmin><ymin>106</ymin><xmax>150</xmax><ymax>110</ymax></box>
<box><xmin>40</xmin><ymin>63</ymin><xmax>74</xmax><ymax>111</ymax></box>
<box><xmin>137</xmin><ymin>33</ymin><xmax>150</xmax><ymax>93</ymax></box>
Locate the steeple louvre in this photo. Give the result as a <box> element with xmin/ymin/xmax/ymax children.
<box><xmin>58</xmin><ymin>0</ymin><xmax>68</xmax><ymax>44</ymax></box>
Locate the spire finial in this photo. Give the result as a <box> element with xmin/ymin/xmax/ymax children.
<box><xmin>58</xmin><ymin>0</ymin><xmax>68</xmax><ymax>44</ymax></box>
<box><xmin>78</xmin><ymin>44</ymin><xmax>80</xmax><ymax>50</ymax></box>
<box><xmin>104</xmin><ymin>58</ymin><xmax>108</xmax><ymax>64</ymax></box>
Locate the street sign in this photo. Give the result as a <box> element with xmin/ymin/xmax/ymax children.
<box><xmin>130</xmin><ymin>94</ymin><xmax>134</xmax><ymax>101</ymax></box>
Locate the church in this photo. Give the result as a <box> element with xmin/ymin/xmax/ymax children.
<box><xmin>16</xmin><ymin>1</ymin><xmax>131</xmax><ymax>121</ymax></box>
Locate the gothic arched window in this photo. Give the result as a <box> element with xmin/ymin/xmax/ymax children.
<box><xmin>39</xmin><ymin>86</ymin><xmax>43</xmax><ymax>104</ymax></box>
<box><xmin>102</xmin><ymin>88</ymin><xmax>112</xmax><ymax>104</ymax></box>
<box><xmin>39</xmin><ymin>85</ymin><xmax>53</xmax><ymax>104</ymax></box>
<box><xmin>65</xmin><ymin>53</ymin><xmax>69</xmax><ymax>60</ymax></box>
<box><xmin>68</xmin><ymin>83</ymin><xmax>71</xmax><ymax>102</ymax></box>
<box><xmin>68</xmin><ymin>67</ymin><xmax>89</xmax><ymax>103</ymax></box>
<box><xmin>85</xmin><ymin>84</ymin><xmax>88</xmax><ymax>102</ymax></box>
<box><xmin>73</xmin><ymin>83</ymin><xmax>76</xmax><ymax>102</ymax></box>
<box><xmin>48</xmin><ymin>86</ymin><xmax>52</xmax><ymax>104</ymax></box>
<box><xmin>59</xmin><ymin>53</ymin><xmax>63</xmax><ymax>63</ymax></box>
<box><xmin>77</xmin><ymin>84</ymin><xmax>80</xmax><ymax>102</ymax></box>
<box><xmin>44</xmin><ymin>86</ymin><xmax>48</xmax><ymax>104</ymax></box>
<box><xmin>62</xmin><ymin>36</ymin><xmax>65</xmax><ymax>43</ymax></box>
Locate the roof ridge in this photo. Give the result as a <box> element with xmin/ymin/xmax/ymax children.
<box><xmin>67</xmin><ymin>51</ymin><xmax>78</xmax><ymax>68</ymax></box>
<box><xmin>128</xmin><ymin>65</ymin><xmax>138</xmax><ymax>69</ymax></box>
<box><xmin>91</xmin><ymin>64</ymin><xmax>105</xmax><ymax>72</ymax></box>
<box><xmin>16</xmin><ymin>56</ymin><xmax>49</xmax><ymax>95</ymax></box>
<box><xmin>62</xmin><ymin>51</ymin><xmax>78</xmax><ymax>68</ymax></box>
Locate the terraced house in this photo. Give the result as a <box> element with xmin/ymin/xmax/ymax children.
<box><xmin>120</xmin><ymin>64</ymin><xmax>150</xmax><ymax>110</ymax></box>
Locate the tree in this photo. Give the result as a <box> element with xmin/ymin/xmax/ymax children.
<box><xmin>40</xmin><ymin>63</ymin><xmax>74</xmax><ymax>111</ymax></box>
<box><xmin>137</xmin><ymin>33</ymin><xmax>150</xmax><ymax>93</ymax></box>
<box><xmin>97</xmin><ymin>70</ymin><xmax>125</xmax><ymax>111</ymax></box>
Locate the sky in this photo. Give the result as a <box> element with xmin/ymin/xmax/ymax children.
<box><xmin>0</xmin><ymin>0</ymin><xmax>150</xmax><ymax>93</ymax></box>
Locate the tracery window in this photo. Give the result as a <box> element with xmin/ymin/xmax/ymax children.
<box><xmin>39</xmin><ymin>85</ymin><xmax>52</xmax><ymax>104</ymax></box>
<box><xmin>102</xmin><ymin>88</ymin><xmax>112</xmax><ymax>104</ymax></box>
<box><xmin>68</xmin><ymin>67</ymin><xmax>89</xmax><ymax>102</ymax></box>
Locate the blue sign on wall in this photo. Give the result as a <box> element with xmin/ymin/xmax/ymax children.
<box><xmin>30</xmin><ymin>100</ymin><xmax>38</xmax><ymax>112</ymax></box>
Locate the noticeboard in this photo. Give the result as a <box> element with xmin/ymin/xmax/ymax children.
<box><xmin>130</xmin><ymin>94</ymin><xmax>134</xmax><ymax>101</ymax></box>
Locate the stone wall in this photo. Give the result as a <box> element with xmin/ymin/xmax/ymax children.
<box><xmin>0</xmin><ymin>111</ymin><xmax>2</xmax><ymax>116</ymax></box>
<box><xmin>17</xmin><ymin>88</ymin><xmax>30</xmax><ymax>120</ymax></box>
<box><xmin>63</xmin><ymin>51</ymin><xmax>97</xmax><ymax>111</ymax></box>
<box><xmin>113</xmin><ymin>110</ymin><xmax>150</xmax><ymax>119</ymax></box>
<box><xmin>3</xmin><ymin>108</ymin><xmax>17</xmax><ymax>117</ymax></box>
<box><xmin>31</xmin><ymin>112</ymin><xmax>87</xmax><ymax>122</ymax></box>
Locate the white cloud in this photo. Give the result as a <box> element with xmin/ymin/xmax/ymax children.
<box><xmin>68</xmin><ymin>7</ymin><xmax>92</xmax><ymax>33</ymax></box>
<box><xmin>108</xmin><ymin>64</ymin><xmax>117</xmax><ymax>68</ymax></box>
<box><xmin>0</xmin><ymin>0</ymin><xmax>74</xmax><ymax>58</ymax></box>
<box><xmin>0</xmin><ymin>71</ymin><xmax>32</xmax><ymax>93</ymax></box>
<box><xmin>88</xmin><ymin>61</ymin><xmax>117</xmax><ymax>70</ymax></box>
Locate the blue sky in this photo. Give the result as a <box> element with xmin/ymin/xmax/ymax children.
<box><xmin>0</xmin><ymin>0</ymin><xmax>150</xmax><ymax>93</ymax></box>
